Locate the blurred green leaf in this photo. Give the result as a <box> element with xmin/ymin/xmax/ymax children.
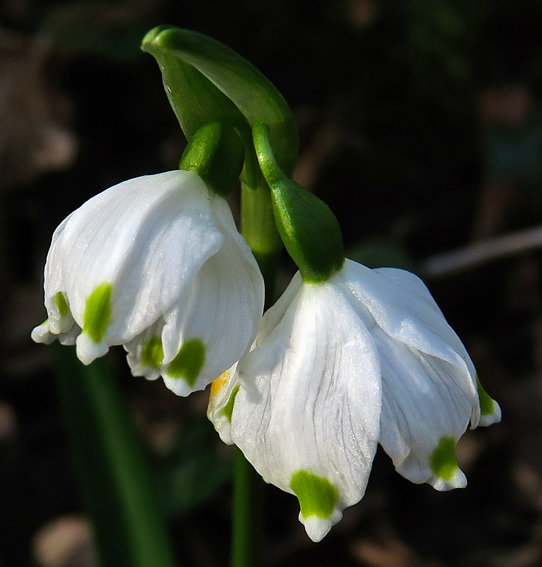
<box><xmin>153</xmin><ymin>417</ymin><xmax>232</xmax><ymax>517</ymax></box>
<box><xmin>50</xmin><ymin>344</ymin><xmax>177</xmax><ymax>567</ymax></box>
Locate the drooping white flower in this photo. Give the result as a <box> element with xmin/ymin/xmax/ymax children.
<box><xmin>209</xmin><ymin>259</ymin><xmax>501</xmax><ymax>542</ymax></box>
<box><xmin>32</xmin><ymin>169</ymin><xmax>264</xmax><ymax>396</ymax></box>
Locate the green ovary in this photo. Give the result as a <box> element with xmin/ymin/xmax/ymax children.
<box><xmin>82</xmin><ymin>283</ymin><xmax>113</xmax><ymax>344</ymax></box>
<box><xmin>476</xmin><ymin>376</ymin><xmax>495</xmax><ymax>416</ymax></box>
<box><xmin>167</xmin><ymin>338</ymin><xmax>206</xmax><ymax>387</ymax></box>
<box><xmin>290</xmin><ymin>470</ymin><xmax>339</xmax><ymax>519</ymax></box>
<box><xmin>430</xmin><ymin>437</ymin><xmax>459</xmax><ymax>480</ymax></box>
<box><xmin>141</xmin><ymin>336</ymin><xmax>164</xmax><ymax>370</ymax></box>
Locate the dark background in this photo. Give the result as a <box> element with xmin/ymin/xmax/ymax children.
<box><xmin>1</xmin><ymin>0</ymin><xmax>542</xmax><ymax>565</ymax></box>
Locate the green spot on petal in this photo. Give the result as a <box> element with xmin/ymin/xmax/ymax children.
<box><xmin>54</xmin><ymin>292</ymin><xmax>69</xmax><ymax>317</ymax></box>
<box><xmin>82</xmin><ymin>283</ymin><xmax>113</xmax><ymax>344</ymax></box>
<box><xmin>290</xmin><ymin>470</ymin><xmax>339</xmax><ymax>519</ymax></box>
<box><xmin>476</xmin><ymin>375</ymin><xmax>495</xmax><ymax>416</ymax></box>
<box><xmin>141</xmin><ymin>336</ymin><xmax>164</xmax><ymax>370</ymax></box>
<box><xmin>430</xmin><ymin>437</ymin><xmax>459</xmax><ymax>481</ymax></box>
<box><xmin>167</xmin><ymin>338</ymin><xmax>206</xmax><ymax>387</ymax></box>
<box><xmin>220</xmin><ymin>385</ymin><xmax>239</xmax><ymax>423</ymax></box>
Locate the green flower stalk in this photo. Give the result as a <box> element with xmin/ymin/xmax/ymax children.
<box><xmin>252</xmin><ymin>121</ymin><xmax>345</xmax><ymax>283</ymax></box>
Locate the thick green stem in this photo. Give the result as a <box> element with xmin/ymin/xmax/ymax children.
<box><xmin>231</xmin><ymin>448</ymin><xmax>263</xmax><ymax>567</ymax></box>
<box><xmin>231</xmin><ymin>173</ymin><xmax>282</xmax><ymax>567</ymax></box>
<box><xmin>240</xmin><ymin>180</ymin><xmax>282</xmax><ymax>306</ymax></box>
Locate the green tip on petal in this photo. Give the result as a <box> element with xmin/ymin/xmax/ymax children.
<box><xmin>54</xmin><ymin>292</ymin><xmax>70</xmax><ymax>318</ymax></box>
<box><xmin>476</xmin><ymin>375</ymin><xmax>496</xmax><ymax>416</ymax></box>
<box><xmin>430</xmin><ymin>437</ymin><xmax>459</xmax><ymax>481</ymax></box>
<box><xmin>141</xmin><ymin>337</ymin><xmax>164</xmax><ymax>371</ymax></box>
<box><xmin>82</xmin><ymin>283</ymin><xmax>113</xmax><ymax>344</ymax></box>
<box><xmin>166</xmin><ymin>338</ymin><xmax>206</xmax><ymax>387</ymax></box>
<box><xmin>220</xmin><ymin>384</ymin><xmax>240</xmax><ymax>423</ymax></box>
<box><xmin>290</xmin><ymin>470</ymin><xmax>339</xmax><ymax>519</ymax></box>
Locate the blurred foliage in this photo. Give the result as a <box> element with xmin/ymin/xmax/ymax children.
<box><xmin>152</xmin><ymin>417</ymin><xmax>232</xmax><ymax>518</ymax></box>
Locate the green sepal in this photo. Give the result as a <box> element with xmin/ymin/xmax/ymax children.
<box><xmin>141</xmin><ymin>26</ymin><xmax>298</xmax><ymax>181</ymax></box>
<box><xmin>179</xmin><ymin>121</ymin><xmax>244</xmax><ymax>197</ymax></box>
<box><xmin>253</xmin><ymin>121</ymin><xmax>345</xmax><ymax>283</ymax></box>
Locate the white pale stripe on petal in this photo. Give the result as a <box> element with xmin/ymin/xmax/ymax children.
<box><xmin>231</xmin><ymin>278</ymin><xmax>381</xmax><ymax>542</ymax></box>
<box><xmin>160</xmin><ymin>194</ymin><xmax>264</xmax><ymax>396</ymax></box>
<box><xmin>343</xmin><ymin>261</ymin><xmax>480</xmax><ymax>427</ymax></box>
<box><xmin>376</xmin><ymin>327</ymin><xmax>474</xmax><ymax>489</ymax></box>
<box><xmin>43</xmin><ymin>170</ymin><xmax>223</xmax><ymax>351</ymax></box>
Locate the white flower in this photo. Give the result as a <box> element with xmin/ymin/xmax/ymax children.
<box><xmin>32</xmin><ymin>170</ymin><xmax>264</xmax><ymax>396</ymax></box>
<box><xmin>209</xmin><ymin>259</ymin><xmax>501</xmax><ymax>542</ymax></box>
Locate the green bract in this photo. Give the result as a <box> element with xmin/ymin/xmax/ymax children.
<box><xmin>141</xmin><ymin>26</ymin><xmax>299</xmax><ymax>182</ymax></box>
<box><xmin>253</xmin><ymin>121</ymin><xmax>345</xmax><ymax>283</ymax></box>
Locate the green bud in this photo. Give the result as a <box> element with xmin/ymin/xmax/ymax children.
<box><xmin>253</xmin><ymin>121</ymin><xmax>345</xmax><ymax>283</ymax></box>
<box><xmin>141</xmin><ymin>26</ymin><xmax>298</xmax><ymax>181</ymax></box>
<box><xmin>179</xmin><ymin>121</ymin><xmax>244</xmax><ymax>197</ymax></box>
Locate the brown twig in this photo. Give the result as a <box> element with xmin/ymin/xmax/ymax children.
<box><xmin>421</xmin><ymin>225</ymin><xmax>542</xmax><ymax>279</ymax></box>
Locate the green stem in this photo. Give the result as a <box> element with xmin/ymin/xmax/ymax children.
<box><xmin>231</xmin><ymin>174</ymin><xmax>282</xmax><ymax>567</ymax></box>
<box><xmin>241</xmin><ymin>181</ymin><xmax>282</xmax><ymax>306</ymax></box>
<box><xmin>231</xmin><ymin>448</ymin><xmax>263</xmax><ymax>567</ymax></box>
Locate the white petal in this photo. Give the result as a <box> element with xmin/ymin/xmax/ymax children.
<box><xmin>207</xmin><ymin>363</ymin><xmax>239</xmax><ymax>445</ymax></box>
<box><xmin>476</xmin><ymin>376</ymin><xmax>502</xmax><ymax>427</ymax></box>
<box><xmin>31</xmin><ymin>317</ymin><xmax>79</xmax><ymax>345</ymax></box>
<box><xmin>160</xmin><ymin>195</ymin><xmax>264</xmax><ymax>396</ymax></box>
<box><xmin>231</xmin><ymin>277</ymin><xmax>381</xmax><ymax>542</ymax></box>
<box><xmin>76</xmin><ymin>333</ymin><xmax>110</xmax><ymax>365</ymax></box>
<box><xmin>343</xmin><ymin>261</ymin><xmax>480</xmax><ymax>427</ymax></box>
<box><xmin>124</xmin><ymin>320</ymin><xmax>165</xmax><ymax>380</ymax></box>
<box><xmin>375</xmin><ymin>327</ymin><xmax>474</xmax><ymax>489</ymax></box>
<box><xmin>31</xmin><ymin>321</ymin><xmax>57</xmax><ymax>345</ymax></box>
<box><xmin>58</xmin><ymin>323</ymin><xmax>81</xmax><ymax>345</ymax></box>
<box><xmin>43</xmin><ymin>170</ymin><xmax>224</xmax><ymax>352</ymax></box>
<box><xmin>373</xmin><ymin>266</ymin><xmax>477</xmax><ymax>376</ymax></box>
